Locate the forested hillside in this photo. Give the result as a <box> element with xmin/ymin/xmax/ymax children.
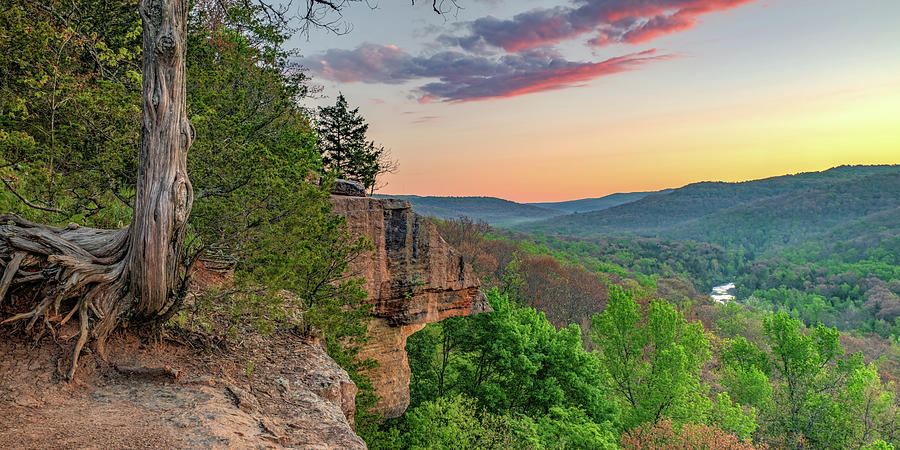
<box><xmin>520</xmin><ymin>165</ymin><xmax>900</xmax><ymax>253</ymax></box>
<box><xmin>375</xmin><ymin>190</ymin><xmax>667</xmax><ymax>226</ymax></box>
<box><xmin>361</xmin><ymin>165</ymin><xmax>900</xmax><ymax>447</ymax></box>
<box><xmin>528</xmin><ymin>190</ymin><xmax>668</xmax><ymax>214</ymax></box>
<box><xmin>505</xmin><ymin>166</ymin><xmax>900</xmax><ymax>340</ymax></box>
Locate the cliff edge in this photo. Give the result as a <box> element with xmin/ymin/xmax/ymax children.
<box><xmin>331</xmin><ymin>189</ymin><xmax>491</xmax><ymax>419</ymax></box>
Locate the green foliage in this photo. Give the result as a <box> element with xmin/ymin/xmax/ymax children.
<box><xmin>233</xmin><ymin>182</ymin><xmax>371</xmax><ymax>338</ymax></box>
<box><xmin>864</xmin><ymin>441</ymin><xmax>896</xmax><ymax>450</ymax></box>
<box><xmin>533</xmin><ymin>406</ymin><xmax>618</xmax><ymax>450</ymax></box>
<box><xmin>499</xmin><ymin>252</ymin><xmax>526</xmax><ymax>303</ymax></box>
<box><xmin>372</xmin><ymin>290</ymin><xmax>620</xmax><ymax>449</ymax></box>
<box><xmin>710</xmin><ymin>392</ymin><xmax>758</xmax><ymax>440</ymax></box>
<box><xmin>723</xmin><ymin>312</ymin><xmax>898</xmax><ymax>447</ymax></box>
<box><xmin>519</xmin><ymin>165</ymin><xmax>900</xmax><ymax>252</ymax></box>
<box><xmin>418</xmin><ymin>290</ymin><xmax>617</xmax><ymax>423</ymax></box>
<box><xmin>0</xmin><ymin>0</ymin><xmax>141</xmax><ymax>227</ymax></box>
<box><xmin>181</xmin><ymin>6</ymin><xmax>383</xmax><ymax>432</ymax></box>
<box><xmin>400</xmin><ymin>395</ymin><xmax>530</xmax><ymax>450</ymax></box>
<box><xmin>590</xmin><ymin>286</ymin><xmax>714</xmax><ymax>428</ymax></box>
<box><xmin>315</xmin><ymin>93</ymin><xmax>388</xmax><ymax>190</ymax></box>
<box><xmin>735</xmin><ymin>236</ymin><xmax>900</xmax><ymax>335</ymax></box>
<box><xmin>721</xmin><ymin>337</ymin><xmax>772</xmax><ymax>412</ymax></box>
<box><xmin>514</xmin><ymin>233</ymin><xmax>742</xmax><ymax>293</ymax></box>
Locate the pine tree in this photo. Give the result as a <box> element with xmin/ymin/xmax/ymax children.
<box><xmin>316</xmin><ymin>93</ymin><xmax>392</xmax><ymax>191</ymax></box>
<box><xmin>317</xmin><ymin>93</ymin><xmax>368</xmax><ymax>176</ymax></box>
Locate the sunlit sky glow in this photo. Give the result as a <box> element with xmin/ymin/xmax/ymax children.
<box><xmin>293</xmin><ymin>0</ymin><xmax>900</xmax><ymax>202</ymax></box>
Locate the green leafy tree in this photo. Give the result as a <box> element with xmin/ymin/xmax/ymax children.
<box><xmin>724</xmin><ymin>312</ymin><xmax>898</xmax><ymax>447</ymax></box>
<box><xmin>721</xmin><ymin>336</ymin><xmax>773</xmax><ymax>412</ymax></box>
<box><xmin>400</xmin><ymin>290</ymin><xmax>620</xmax><ymax>448</ymax></box>
<box><xmin>500</xmin><ymin>252</ymin><xmax>526</xmax><ymax>303</ymax></box>
<box><xmin>447</xmin><ymin>290</ymin><xmax>616</xmax><ymax>423</ymax></box>
<box><xmin>765</xmin><ymin>312</ymin><xmax>860</xmax><ymax>445</ymax></box>
<box><xmin>402</xmin><ymin>395</ymin><xmax>525</xmax><ymax>450</ymax></box>
<box><xmin>394</xmin><ymin>394</ymin><xmax>618</xmax><ymax>450</ymax></box>
<box><xmin>533</xmin><ymin>406</ymin><xmax>618</xmax><ymax>450</ymax></box>
<box><xmin>590</xmin><ymin>286</ymin><xmax>713</xmax><ymax>428</ymax></box>
<box><xmin>0</xmin><ymin>0</ymin><xmax>141</xmax><ymax>226</ymax></box>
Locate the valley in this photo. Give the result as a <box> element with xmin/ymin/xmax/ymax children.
<box><xmin>3</xmin><ymin>0</ymin><xmax>897</xmax><ymax>445</ymax></box>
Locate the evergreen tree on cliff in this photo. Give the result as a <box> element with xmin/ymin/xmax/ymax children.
<box><xmin>316</xmin><ymin>93</ymin><xmax>392</xmax><ymax>191</ymax></box>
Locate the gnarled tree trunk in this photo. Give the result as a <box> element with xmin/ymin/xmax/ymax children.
<box><xmin>0</xmin><ymin>0</ymin><xmax>192</xmax><ymax>379</ymax></box>
<box><xmin>132</xmin><ymin>0</ymin><xmax>193</xmax><ymax>318</ymax></box>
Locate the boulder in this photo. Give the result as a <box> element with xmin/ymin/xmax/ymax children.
<box><xmin>331</xmin><ymin>179</ymin><xmax>366</xmax><ymax>197</ymax></box>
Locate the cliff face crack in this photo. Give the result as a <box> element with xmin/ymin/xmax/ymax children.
<box><xmin>330</xmin><ymin>195</ymin><xmax>491</xmax><ymax>419</ymax></box>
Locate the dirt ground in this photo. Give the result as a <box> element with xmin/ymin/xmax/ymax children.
<box><xmin>0</xmin><ymin>323</ymin><xmax>364</xmax><ymax>449</ymax></box>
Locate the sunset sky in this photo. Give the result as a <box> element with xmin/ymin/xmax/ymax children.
<box><xmin>295</xmin><ymin>0</ymin><xmax>900</xmax><ymax>202</ymax></box>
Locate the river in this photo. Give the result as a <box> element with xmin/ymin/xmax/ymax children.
<box><xmin>711</xmin><ymin>282</ymin><xmax>736</xmax><ymax>303</ymax></box>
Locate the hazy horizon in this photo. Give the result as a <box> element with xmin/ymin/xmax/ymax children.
<box><xmin>377</xmin><ymin>163</ymin><xmax>900</xmax><ymax>204</ymax></box>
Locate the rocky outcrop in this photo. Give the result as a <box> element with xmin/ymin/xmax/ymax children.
<box><xmin>0</xmin><ymin>332</ymin><xmax>365</xmax><ymax>449</ymax></box>
<box><xmin>332</xmin><ymin>179</ymin><xmax>366</xmax><ymax>197</ymax></box>
<box><xmin>331</xmin><ymin>194</ymin><xmax>490</xmax><ymax>419</ymax></box>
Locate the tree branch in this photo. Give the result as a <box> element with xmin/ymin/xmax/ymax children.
<box><xmin>1</xmin><ymin>177</ymin><xmax>68</xmax><ymax>215</ymax></box>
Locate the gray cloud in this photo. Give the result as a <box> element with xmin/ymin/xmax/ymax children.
<box><xmin>300</xmin><ymin>44</ymin><xmax>670</xmax><ymax>102</ymax></box>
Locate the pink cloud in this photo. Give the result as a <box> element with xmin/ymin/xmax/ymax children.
<box><xmin>300</xmin><ymin>0</ymin><xmax>756</xmax><ymax>102</ymax></box>
<box><xmin>448</xmin><ymin>0</ymin><xmax>758</xmax><ymax>52</ymax></box>
<box><xmin>302</xmin><ymin>45</ymin><xmax>671</xmax><ymax>102</ymax></box>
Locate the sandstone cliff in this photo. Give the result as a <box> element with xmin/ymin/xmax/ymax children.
<box><xmin>331</xmin><ymin>193</ymin><xmax>491</xmax><ymax>419</ymax></box>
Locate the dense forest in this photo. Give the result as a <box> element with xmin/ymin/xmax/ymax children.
<box><xmin>519</xmin><ymin>166</ymin><xmax>900</xmax><ymax>251</ymax></box>
<box><xmin>2</xmin><ymin>0</ymin><xmax>899</xmax><ymax>448</ymax></box>
<box><xmin>360</xmin><ymin>167</ymin><xmax>900</xmax><ymax>448</ymax></box>
<box><xmin>362</xmin><ymin>217</ymin><xmax>900</xmax><ymax>448</ymax></box>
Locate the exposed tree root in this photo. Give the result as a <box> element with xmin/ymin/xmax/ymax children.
<box><xmin>0</xmin><ymin>251</ymin><xmax>24</xmax><ymax>302</ymax></box>
<box><xmin>0</xmin><ymin>213</ymin><xmax>136</xmax><ymax>380</ymax></box>
<box><xmin>2</xmin><ymin>0</ymin><xmax>197</xmax><ymax>383</ymax></box>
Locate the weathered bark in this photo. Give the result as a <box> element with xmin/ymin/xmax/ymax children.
<box><xmin>0</xmin><ymin>0</ymin><xmax>193</xmax><ymax>379</ymax></box>
<box><xmin>131</xmin><ymin>0</ymin><xmax>194</xmax><ymax>319</ymax></box>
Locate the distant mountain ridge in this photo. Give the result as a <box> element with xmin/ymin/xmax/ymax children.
<box><xmin>528</xmin><ymin>190</ymin><xmax>673</xmax><ymax>214</ymax></box>
<box><xmin>371</xmin><ymin>195</ymin><xmax>560</xmax><ymax>226</ymax></box>
<box><xmin>373</xmin><ymin>190</ymin><xmax>664</xmax><ymax>226</ymax></box>
<box><xmin>517</xmin><ymin>164</ymin><xmax>900</xmax><ymax>253</ymax></box>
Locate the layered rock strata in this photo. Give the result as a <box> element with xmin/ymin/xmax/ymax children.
<box><xmin>331</xmin><ymin>194</ymin><xmax>490</xmax><ymax>419</ymax></box>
